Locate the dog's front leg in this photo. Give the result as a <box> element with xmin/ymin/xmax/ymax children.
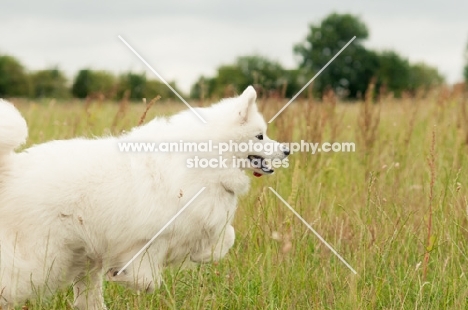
<box><xmin>190</xmin><ymin>224</ymin><xmax>235</xmax><ymax>263</ymax></box>
<box><xmin>73</xmin><ymin>270</ymin><xmax>107</xmax><ymax>310</ymax></box>
<box><xmin>106</xmin><ymin>249</ymin><xmax>161</xmax><ymax>293</ymax></box>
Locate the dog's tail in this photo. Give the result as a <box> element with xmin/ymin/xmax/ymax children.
<box><xmin>0</xmin><ymin>99</ymin><xmax>28</xmax><ymax>159</ymax></box>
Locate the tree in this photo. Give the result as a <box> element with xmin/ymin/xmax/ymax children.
<box><xmin>117</xmin><ymin>73</ymin><xmax>146</xmax><ymax>100</ymax></box>
<box><xmin>408</xmin><ymin>63</ymin><xmax>444</xmax><ymax>92</ymax></box>
<box><xmin>210</xmin><ymin>64</ymin><xmax>248</xmax><ymax>97</ymax></box>
<box><xmin>190</xmin><ymin>76</ymin><xmax>216</xmax><ymax>100</ymax></box>
<box><xmin>465</xmin><ymin>62</ymin><xmax>468</xmax><ymax>84</ymax></box>
<box><xmin>237</xmin><ymin>56</ymin><xmax>286</xmax><ymax>90</ymax></box>
<box><xmin>464</xmin><ymin>41</ymin><xmax>468</xmax><ymax>83</ymax></box>
<box><xmin>294</xmin><ymin>13</ymin><xmax>376</xmax><ymax>98</ymax></box>
<box><xmin>375</xmin><ymin>51</ymin><xmax>411</xmax><ymax>97</ymax></box>
<box><xmin>30</xmin><ymin>68</ymin><xmax>69</xmax><ymax>98</ymax></box>
<box><xmin>116</xmin><ymin>73</ymin><xmax>182</xmax><ymax>101</ymax></box>
<box><xmin>145</xmin><ymin>79</ymin><xmax>179</xmax><ymax>100</ymax></box>
<box><xmin>72</xmin><ymin>69</ymin><xmax>116</xmax><ymax>98</ymax></box>
<box><xmin>190</xmin><ymin>55</ymin><xmax>292</xmax><ymax>98</ymax></box>
<box><xmin>0</xmin><ymin>55</ymin><xmax>31</xmax><ymax>97</ymax></box>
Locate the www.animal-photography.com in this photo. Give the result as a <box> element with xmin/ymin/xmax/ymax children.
<box><xmin>1</xmin><ymin>1</ymin><xmax>468</xmax><ymax>309</ymax></box>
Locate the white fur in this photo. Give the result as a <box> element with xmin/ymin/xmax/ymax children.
<box><xmin>0</xmin><ymin>87</ymin><xmax>288</xmax><ymax>309</ymax></box>
<box><xmin>0</xmin><ymin>99</ymin><xmax>28</xmax><ymax>157</ymax></box>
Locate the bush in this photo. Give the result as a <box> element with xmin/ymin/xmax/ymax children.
<box><xmin>72</xmin><ymin>69</ymin><xmax>116</xmax><ymax>99</ymax></box>
<box><xmin>0</xmin><ymin>55</ymin><xmax>31</xmax><ymax>97</ymax></box>
<box><xmin>30</xmin><ymin>68</ymin><xmax>69</xmax><ymax>98</ymax></box>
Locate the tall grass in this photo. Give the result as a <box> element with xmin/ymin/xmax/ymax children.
<box><xmin>8</xmin><ymin>88</ymin><xmax>468</xmax><ymax>309</ymax></box>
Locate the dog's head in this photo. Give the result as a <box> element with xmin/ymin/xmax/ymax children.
<box><xmin>221</xmin><ymin>86</ymin><xmax>290</xmax><ymax>177</ymax></box>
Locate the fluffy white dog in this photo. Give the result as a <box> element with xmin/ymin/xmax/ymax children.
<box><xmin>0</xmin><ymin>86</ymin><xmax>289</xmax><ymax>309</ymax></box>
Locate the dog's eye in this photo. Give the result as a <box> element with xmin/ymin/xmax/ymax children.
<box><xmin>256</xmin><ymin>134</ymin><xmax>263</xmax><ymax>140</ymax></box>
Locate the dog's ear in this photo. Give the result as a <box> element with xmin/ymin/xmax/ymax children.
<box><xmin>238</xmin><ymin>86</ymin><xmax>257</xmax><ymax>123</ymax></box>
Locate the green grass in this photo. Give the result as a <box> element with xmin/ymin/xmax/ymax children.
<box><xmin>8</xmin><ymin>91</ymin><xmax>468</xmax><ymax>309</ymax></box>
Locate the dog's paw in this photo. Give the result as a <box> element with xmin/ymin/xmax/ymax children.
<box><xmin>106</xmin><ymin>268</ymin><xmax>126</xmax><ymax>281</ymax></box>
<box><xmin>105</xmin><ymin>267</ymin><xmax>156</xmax><ymax>293</ymax></box>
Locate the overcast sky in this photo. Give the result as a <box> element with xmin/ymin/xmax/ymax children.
<box><xmin>1</xmin><ymin>0</ymin><xmax>467</xmax><ymax>92</ymax></box>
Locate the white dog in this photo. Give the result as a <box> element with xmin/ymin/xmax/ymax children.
<box><xmin>0</xmin><ymin>86</ymin><xmax>289</xmax><ymax>309</ymax></box>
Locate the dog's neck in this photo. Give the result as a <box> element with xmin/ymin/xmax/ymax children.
<box><xmin>218</xmin><ymin>170</ymin><xmax>250</xmax><ymax>196</ymax></box>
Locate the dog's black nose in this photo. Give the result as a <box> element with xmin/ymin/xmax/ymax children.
<box><xmin>283</xmin><ymin>147</ymin><xmax>290</xmax><ymax>156</ymax></box>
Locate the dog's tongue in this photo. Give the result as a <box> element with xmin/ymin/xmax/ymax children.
<box><xmin>253</xmin><ymin>172</ymin><xmax>262</xmax><ymax>177</ymax></box>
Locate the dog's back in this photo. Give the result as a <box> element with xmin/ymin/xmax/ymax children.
<box><xmin>0</xmin><ymin>100</ymin><xmax>243</xmax><ymax>309</ymax></box>
<box><xmin>0</xmin><ymin>99</ymin><xmax>28</xmax><ymax>163</ymax></box>
<box><xmin>0</xmin><ymin>87</ymin><xmax>287</xmax><ymax>310</ymax></box>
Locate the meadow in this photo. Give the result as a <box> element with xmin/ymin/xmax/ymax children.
<box><xmin>8</xmin><ymin>86</ymin><xmax>468</xmax><ymax>309</ymax></box>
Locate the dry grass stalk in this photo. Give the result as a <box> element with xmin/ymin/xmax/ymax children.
<box><xmin>422</xmin><ymin>128</ymin><xmax>436</xmax><ymax>281</ymax></box>
<box><xmin>457</xmin><ymin>91</ymin><xmax>468</xmax><ymax>145</ymax></box>
<box><xmin>322</xmin><ymin>88</ymin><xmax>342</xmax><ymax>141</ymax></box>
<box><xmin>111</xmin><ymin>90</ymin><xmax>130</xmax><ymax>131</ymax></box>
<box><xmin>357</xmin><ymin>80</ymin><xmax>381</xmax><ymax>161</ymax></box>
<box><xmin>138</xmin><ymin>96</ymin><xmax>160</xmax><ymax>126</ymax></box>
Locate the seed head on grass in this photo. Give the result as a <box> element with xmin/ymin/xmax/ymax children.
<box><xmin>138</xmin><ymin>96</ymin><xmax>160</xmax><ymax>126</ymax></box>
<box><xmin>422</xmin><ymin>127</ymin><xmax>436</xmax><ymax>281</ymax></box>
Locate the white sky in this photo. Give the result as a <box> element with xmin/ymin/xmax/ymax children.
<box><xmin>1</xmin><ymin>0</ymin><xmax>467</xmax><ymax>93</ymax></box>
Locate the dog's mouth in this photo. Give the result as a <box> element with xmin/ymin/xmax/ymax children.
<box><xmin>247</xmin><ymin>155</ymin><xmax>274</xmax><ymax>177</ymax></box>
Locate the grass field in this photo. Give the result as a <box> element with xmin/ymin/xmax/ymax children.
<box><xmin>7</xmin><ymin>87</ymin><xmax>468</xmax><ymax>309</ymax></box>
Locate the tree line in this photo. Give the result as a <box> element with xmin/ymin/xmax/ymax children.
<box><xmin>1</xmin><ymin>13</ymin><xmax>465</xmax><ymax>101</ymax></box>
<box><xmin>0</xmin><ymin>57</ymin><xmax>181</xmax><ymax>101</ymax></box>
<box><xmin>191</xmin><ymin>13</ymin><xmax>449</xmax><ymax>100</ymax></box>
